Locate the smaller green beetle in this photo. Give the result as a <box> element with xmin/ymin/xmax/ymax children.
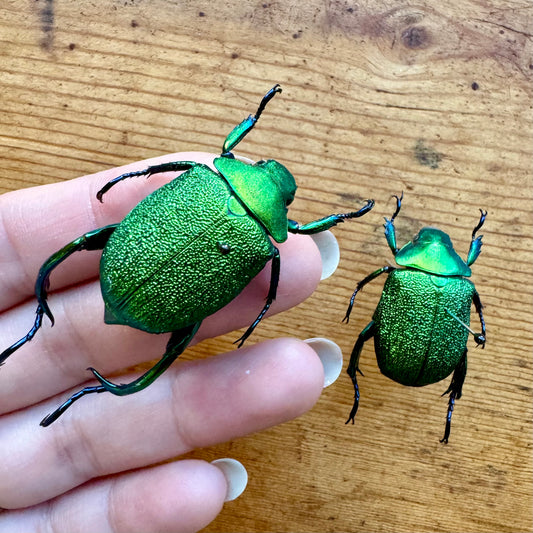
<box><xmin>343</xmin><ymin>193</ymin><xmax>487</xmax><ymax>443</ymax></box>
<box><xmin>0</xmin><ymin>85</ymin><xmax>374</xmax><ymax>426</ymax></box>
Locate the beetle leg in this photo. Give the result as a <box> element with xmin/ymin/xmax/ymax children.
<box><xmin>383</xmin><ymin>192</ymin><xmax>403</xmax><ymax>255</ymax></box>
<box><xmin>39</xmin><ymin>385</ymin><xmax>107</xmax><ymax>427</ymax></box>
<box><xmin>440</xmin><ymin>349</ymin><xmax>467</xmax><ymax>444</ymax></box>
<box><xmin>40</xmin><ymin>322</ymin><xmax>200</xmax><ymax>426</ymax></box>
<box><xmin>466</xmin><ymin>209</ymin><xmax>487</xmax><ymax>266</ymax></box>
<box><xmin>96</xmin><ymin>161</ymin><xmax>197</xmax><ymax>202</ymax></box>
<box><xmin>234</xmin><ymin>248</ymin><xmax>281</xmax><ymax>348</ymax></box>
<box><xmin>346</xmin><ymin>321</ymin><xmax>375</xmax><ymax>425</ymax></box>
<box><xmin>222</xmin><ymin>85</ymin><xmax>282</xmax><ymax>155</ymax></box>
<box><xmin>344</xmin><ymin>266</ymin><xmax>395</xmax><ymax>323</ymax></box>
<box><xmin>88</xmin><ymin>322</ymin><xmax>201</xmax><ymax>395</ymax></box>
<box><xmin>287</xmin><ymin>199</ymin><xmax>374</xmax><ymax>235</ymax></box>
<box><xmin>472</xmin><ymin>290</ymin><xmax>487</xmax><ymax>347</ymax></box>
<box><xmin>0</xmin><ymin>225</ymin><xmax>118</xmax><ymax>367</ymax></box>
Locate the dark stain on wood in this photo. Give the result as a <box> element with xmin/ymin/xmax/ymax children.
<box><xmin>414</xmin><ymin>140</ymin><xmax>443</xmax><ymax>169</ymax></box>
<box><xmin>38</xmin><ymin>0</ymin><xmax>54</xmax><ymax>51</ymax></box>
<box><xmin>401</xmin><ymin>26</ymin><xmax>430</xmax><ymax>49</ymax></box>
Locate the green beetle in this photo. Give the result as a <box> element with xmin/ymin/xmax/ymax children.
<box><xmin>0</xmin><ymin>85</ymin><xmax>374</xmax><ymax>426</ymax></box>
<box><xmin>343</xmin><ymin>194</ymin><xmax>486</xmax><ymax>443</ymax></box>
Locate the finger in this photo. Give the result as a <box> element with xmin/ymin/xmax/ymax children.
<box><xmin>0</xmin><ymin>233</ymin><xmax>321</xmax><ymax>413</ymax></box>
<box><xmin>0</xmin><ymin>338</ymin><xmax>324</xmax><ymax>507</ymax></box>
<box><xmin>0</xmin><ymin>152</ymin><xmax>224</xmax><ymax>312</ymax></box>
<box><xmin>0</xmin><ymin>460</ymin><xmax>228</xmax><ymax>533</ymax></box>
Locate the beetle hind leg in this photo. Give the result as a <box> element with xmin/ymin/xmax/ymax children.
<box><xmin>40</xmin><ymin>322</ymin><xmax>200</xmax><ymax>426</ymax></box>
<box><xmin>89</xmin><ymin>322</ymin><xmax>200</xmax><ymax>395</ymax></box>
<box><xmin>440</xmin><ymin>349</ymin><xmax>468</xmax><ymax>444</ymax></box>
<box><xmin>345</xmin><ymin>321</ymin><xmax>375</xmax><ymax>424</ymax></box>
<box><xmin>0</xmin><ymin>225</ymin><xmax>118</xmax><ymax>367</ymax></box>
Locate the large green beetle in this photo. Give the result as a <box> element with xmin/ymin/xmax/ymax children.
<box><xmin>343</xmin><ymin>194</ymin><xmax>486</xmax><ymax>443</ymax></box>
<box><xmin>0</xmin><ymin>85</ymin><xmax>374</xmax><ymax>426</ymax></box>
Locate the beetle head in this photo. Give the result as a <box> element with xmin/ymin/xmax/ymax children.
<box><xmin>214</xmin><ymin>157</ymin><xmax>297</xmax><ymax>243</ymax></box>
<box><xmin>395</xmin><ymin>227</ymin><xmax>472</xmax><ymax>276</ymax></box>
<box><xmin>255</xmin><ymin>159</ymin><xmax>297</xmax><ymax>206</ymax></box>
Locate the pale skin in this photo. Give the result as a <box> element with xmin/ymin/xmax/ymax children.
<box><xmin>0</xmin><ymin>153</ymin><xmax>326</xmax><ymax>533</ymax></box>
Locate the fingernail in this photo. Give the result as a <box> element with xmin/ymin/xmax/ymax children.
<box><xmin>304</xmin><ymin>338</ymin><xmax>343</xmax><ymax>387</ymax></box>
<box><xmin>211</xmin><ymin>458</ymin><xmax>248</xmax><ymax>502</ymax></box>
<box><xmin>310</xmin><ymin>231</ymin><xmax>340</xmax><ymax>280</ymax></box>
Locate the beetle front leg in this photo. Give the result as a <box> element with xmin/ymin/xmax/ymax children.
<box><xmin>222</xmin><ymin>84</ymin><xmax>282</xmax><ymax>155</ymax></box>
<box><xmin>40</xmin><ymin>322</ymin><xmax>201</xmax><ymax>426</ymax></box>
<box><xmin>288</xmin><ymin>199</ymin><xmax>374</xmax><ymax>235</ymax></box>
<box><xmin>440</xmin><ymin>349</ymin><xmax>467</xmax><ymax>444</ymax></box>
<box><xmin>234</xmin><ymin>248</ymin><xmax>281</xmax><ymax>348</ymax></box>
<box><xmin>346</xmin><ymin>321</ymin><xmax>375</xmax><ymax>424</ymax></box>
<box><xmin>0</xmin><ymin>225</ymin><xmax>118</xmax><ymax>367</ymax></box>
<box><xmin>383</xmin><ymin>192</ymin><xmax>403</xmax><ymax>255</ymax></box>
<box><xmin>466</xmin><ymin>209</ymin><xmax>487</xmax><ymax>267</ymax></box>
<box><xmin>96</xmin><ymin>161</ymin><xmax>197</xmax><ymax>202</ymax></box>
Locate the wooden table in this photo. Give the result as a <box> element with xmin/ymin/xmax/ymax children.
<box><xmin>1</xmin><ymin>1</ymin><xmax>531</xmax><ymax>531</ymax></box>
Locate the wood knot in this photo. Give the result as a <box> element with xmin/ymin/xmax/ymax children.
<box><xmin>401</xmin><ymin>26</ymin><xmax>430</xmax><ymax>49</ymax></box>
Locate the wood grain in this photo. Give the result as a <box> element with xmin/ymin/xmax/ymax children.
<box><xmin>1</xmin><ymin>0</ymin><xmax>531</xmax><ymax>531</ymax></box>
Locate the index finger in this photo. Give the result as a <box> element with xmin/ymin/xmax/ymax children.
<box><xmin>0</xmin><ymin>152</ymin><xmax>217</xmax><ymax>312</ymax></box>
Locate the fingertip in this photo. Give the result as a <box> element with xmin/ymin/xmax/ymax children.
<box><xmin>304</xmin><ymin>337</ymin><xmax>343</xmax><ymax>388</ymax></box>
<box><xmin>309</xmin><ymin>230</ymin><xmax>340</xmax><ymax>280</ymax></box>
<box><xmin>177</xmin><ymin>337</ymin><xmax>326</xmax><ymax>444</ymax></box>
<box><xmin>261</xmin><ymin>337</ymin><xmax>326</xmax><ymax>415</ymax></box>
<box><xmin>114</xmin><ymin>460</ymin><xmax>229</xmax><ymax>533</ymax></box>
<box><xmin>276</xmin><ymin>232</ymin><xmax>323</xmax><ymax>302</ymax></box>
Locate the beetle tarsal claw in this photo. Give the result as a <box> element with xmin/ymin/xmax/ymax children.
<box><xmin>474</xmin><ymin>334</ymin><xmax>486</xmax><ymax>347</ymax></box>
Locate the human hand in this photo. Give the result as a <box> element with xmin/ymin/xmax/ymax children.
<box><xmin>0</xmin><ymin>153</ymin><xmax>342</xmax><ymax>532</ymax></box>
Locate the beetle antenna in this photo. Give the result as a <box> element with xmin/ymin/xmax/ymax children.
<box><xmin>445</xmin><ymin>309</ymin><xmax>486</xmax><ymax>347</ymax></box>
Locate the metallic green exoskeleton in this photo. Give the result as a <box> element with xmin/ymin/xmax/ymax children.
<box><xmin>0</xmin><ymin>85</ymin><xmax>374</xmax><ymax>426</ymax></box>
<box><xmin>343</xmin><ymin>194</ymin><xmax>487</xmax><ymax>443</ymax></box>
